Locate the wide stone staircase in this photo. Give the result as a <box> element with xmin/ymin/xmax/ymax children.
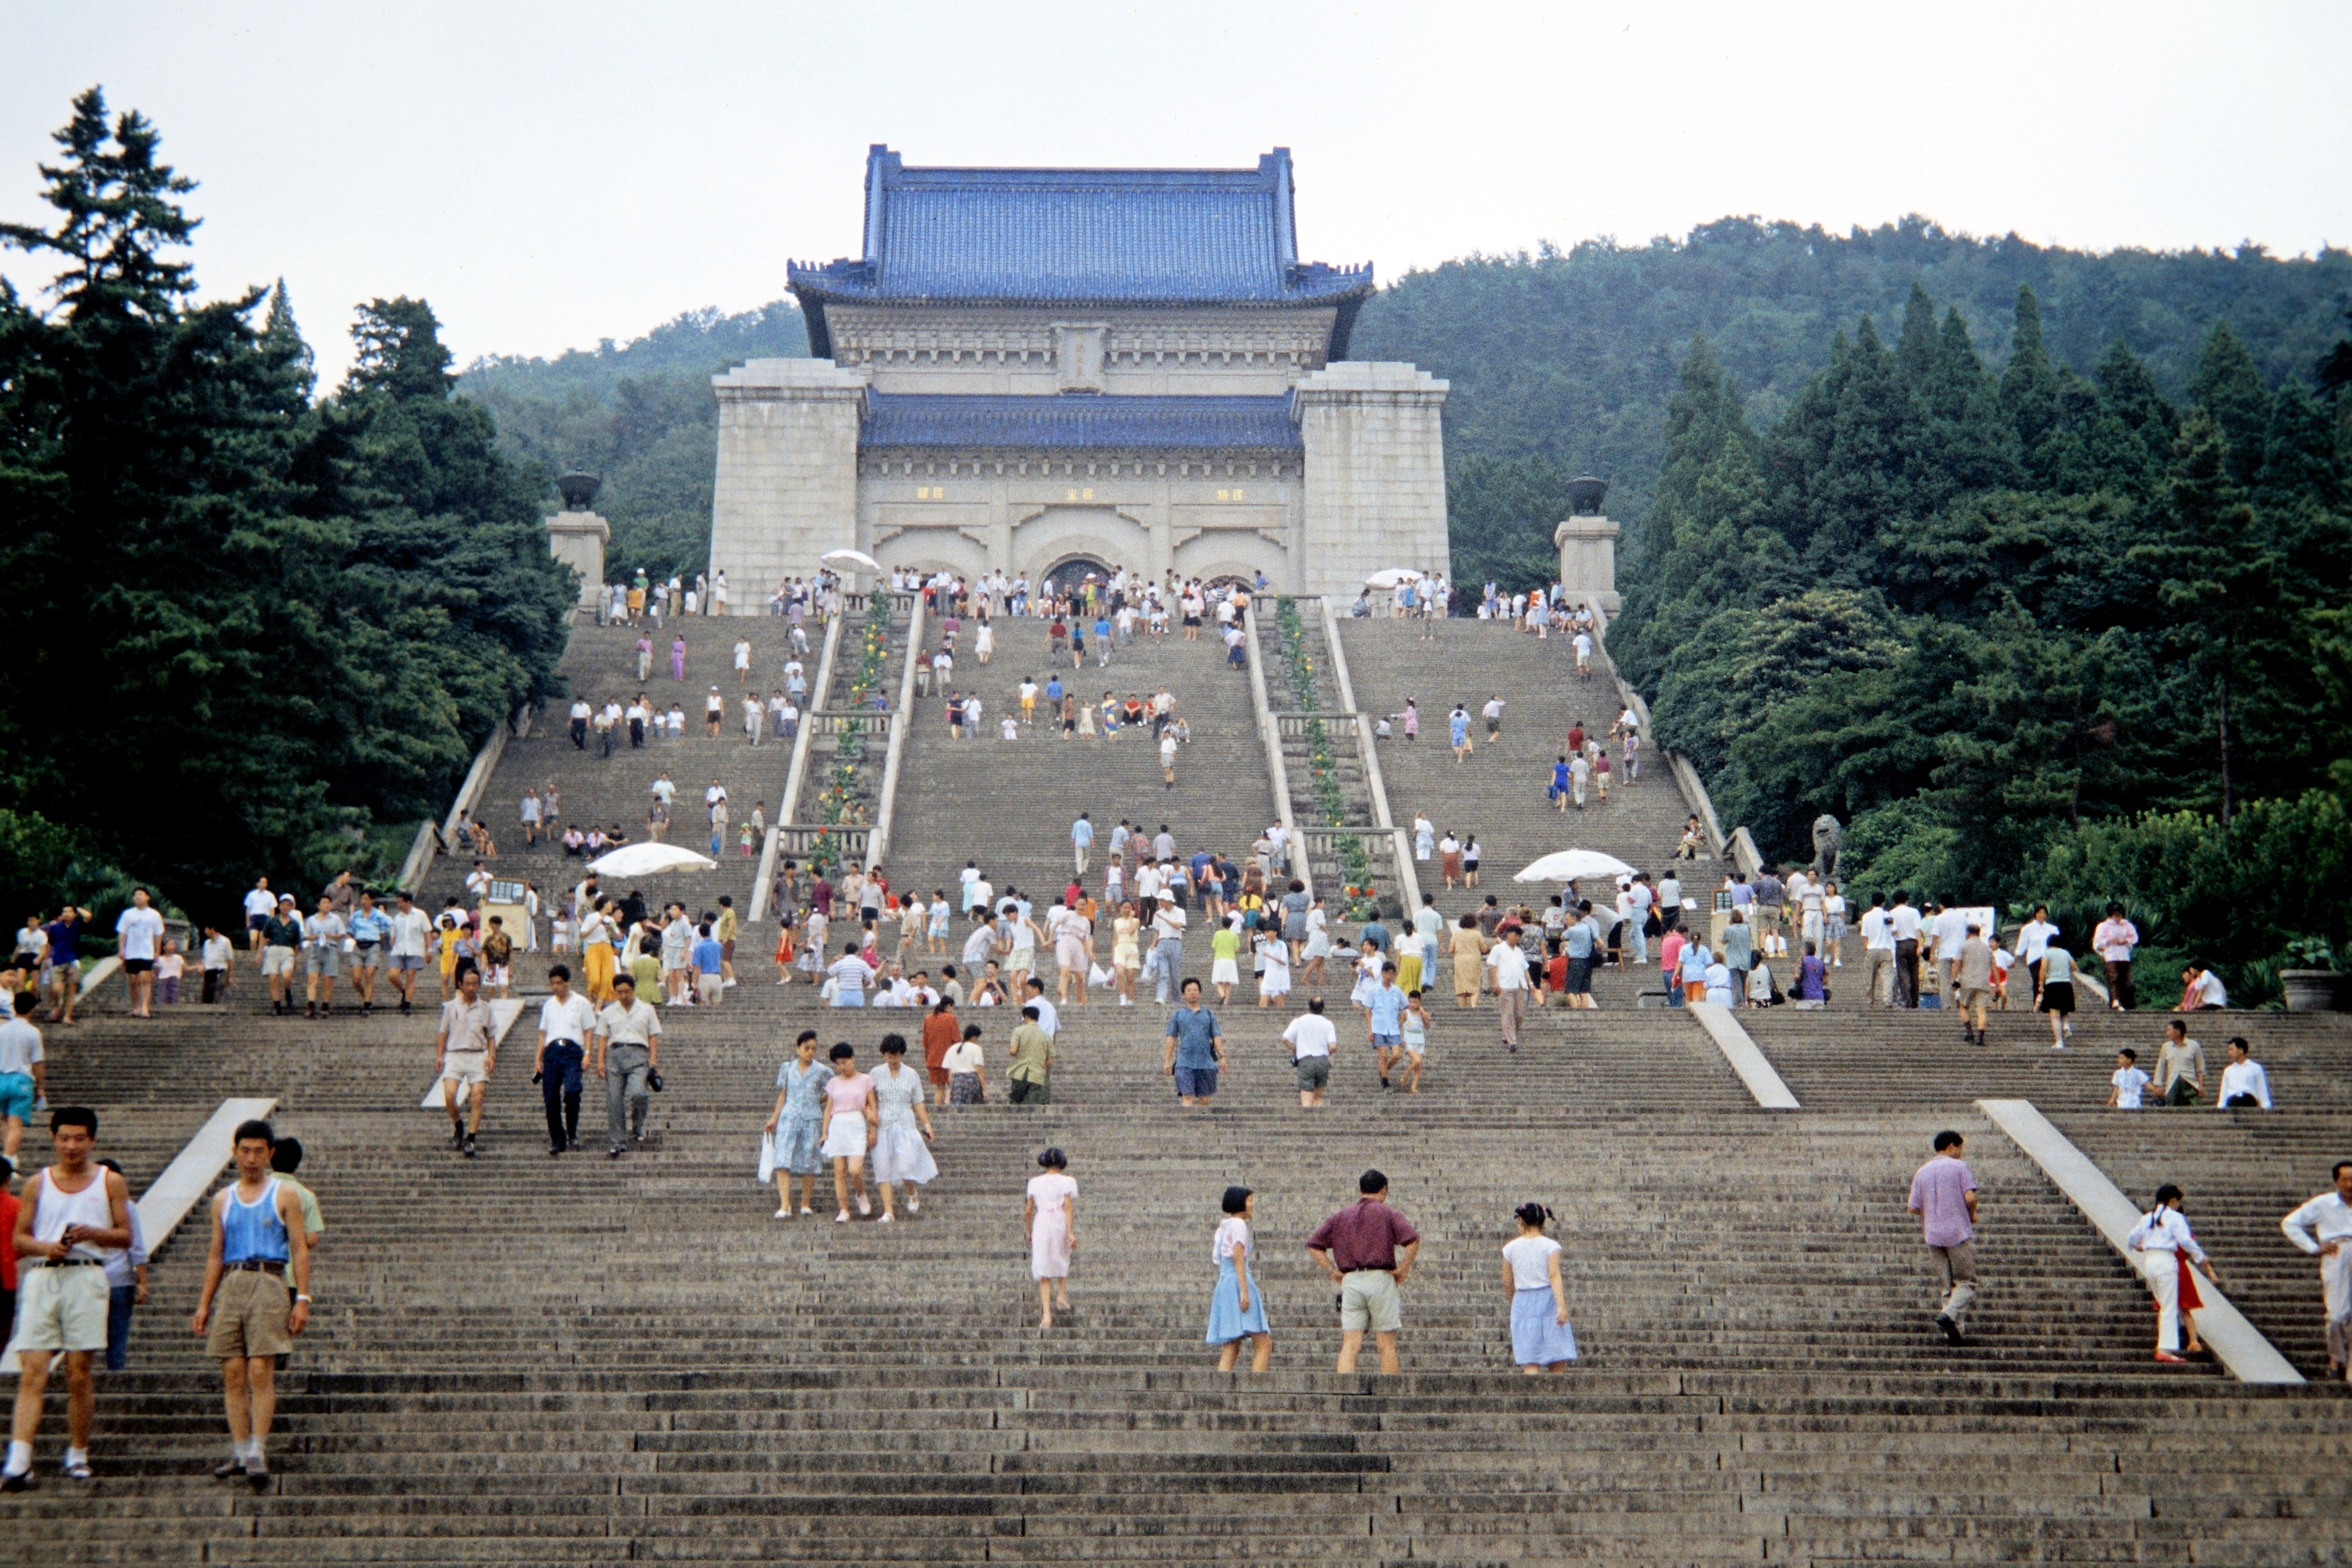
<box><xmin>1338</xmin><ymin>616</ymin><xmax>1703</xmax><ymax>1006</ymax></box>
<box><xmin>9</xmin><ymin>609</ymin><xmax>2350</xmax><ymax>1565</ymax></box>
<box><xmin>877</xmin><ymin>612</ymin><xmax>1280</xmax><ymax>947</ymax></box>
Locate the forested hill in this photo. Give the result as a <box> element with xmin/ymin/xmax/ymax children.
<box><xmin>459</xmin><ymin>303</ymin><xmax>809</xmax><ymax>578</ymax></box>
<box><xmin>1357</xmin><ymin>216</ymin><xmax>2352</xmax><ymax>587</ymax></box>
<box><xmin>462</xmin><ymin>216</ymin><xmax>2351</xmax><ymax>588</ymax></box>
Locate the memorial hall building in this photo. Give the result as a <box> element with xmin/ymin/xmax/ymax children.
<box><xmin>707</xmin><ymin>146</ymin><xmax>1450</xmax><ymax>598</ymax></box>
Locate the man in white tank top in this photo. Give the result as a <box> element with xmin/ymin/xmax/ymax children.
<box><xmin>6</xmin><ymin>1106</ymin><xmax>132</xmax><ymax>1487</ymax></box>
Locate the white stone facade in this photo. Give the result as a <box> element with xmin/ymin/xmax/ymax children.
<box><xmin>707</xmin><ymin>359</ymin><xmax>865</xmax><ymax>598</ymax></box>
<box><xmin>1294</xmin><ymin>363</ymin><xmax>1451</xmax><ymax>599</ymax></box>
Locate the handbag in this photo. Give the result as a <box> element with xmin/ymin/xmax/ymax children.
<box><xmin>1088</xmin><ymin>963</ymin><xmax>1112</xmax><ymax>987</ymax></box>
<box><xmin>756</xmin><ymin>1130</ymin><xmax>777</xmax><ymax>1185</ymax></box>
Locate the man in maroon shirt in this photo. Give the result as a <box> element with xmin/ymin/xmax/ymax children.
<box><xmin>1306</xmin><ymin>1170</ymin><xmax>1421</xmax><ymax>1374</ymax></box>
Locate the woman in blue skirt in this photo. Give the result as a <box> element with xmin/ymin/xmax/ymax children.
<box><xmin>1205</xmin><ymin>1185</ymin><xmax>1272</xmax><ymax>1372</ymax></box>
<box><xmin>763</xmin><ymin>1030</ymin><xmax>828</xmax><ymax>1218</ymax></box>
<box><xmin>1500</xmin><ymin>1202</ymin><xmax>1577</xmax><ymax>1374</ymax></box>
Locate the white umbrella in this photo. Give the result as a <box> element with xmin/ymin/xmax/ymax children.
<box><xmin>590</xmin><ymin>843</ymin><xmax>718</xmax><ymax>879</ymax></box>
<box><xmin>1364</xmin><ymin>567</ymin><xmax>1424</xmax><ymax>590</ymax></box>
<box><xmin>819</xmin><ymin>548</ymin><xmax>883</xmax><ymax>573</ymax></box>
<box><xmin>1512</xmin><ymin>849</ymin><xmax>1637</xmax><ymax>884</ymax></box>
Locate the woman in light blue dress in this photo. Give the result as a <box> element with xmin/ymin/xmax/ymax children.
<box><xmin>1205</xmin><ymin>1185</ymin><xmax>1271</xmax><ymax>1371</ymax></box>
<box><xmin>764</xmin><ymin>1030</ymin><xmax>828</xmax><ymax>1218</ymax></box>
<box><xmin>1500</xmin><ymin>1203</ymin><xmax>1578</xmax><ymax>1373</ymax></box>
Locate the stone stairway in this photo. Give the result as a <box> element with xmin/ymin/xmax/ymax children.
<box><xmin>876</xmin><ymin>613</ymin><xmax>1281</xmax><ymax>941</ymax></box>
<box><xmin>1336</xmin><ymin>617</ymin><xmax>1703</xmax><ymax>1007</ymax></box>
<box><xmin>9</xmin><ymin>612</ymin><xmax>2349</xmax><ymax>1564</ymax></box>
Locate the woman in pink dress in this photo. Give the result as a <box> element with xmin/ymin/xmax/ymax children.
<box><xmin>1024</xmin><ymin>1148</ymin><xmax>1077</xmax><ymax>1329</ymax></box>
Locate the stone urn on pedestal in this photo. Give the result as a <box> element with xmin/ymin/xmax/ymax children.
<box><xmin>546</xmin><ymin>472</ymin><xmax>611</xmax><ymax>609</ymax></box>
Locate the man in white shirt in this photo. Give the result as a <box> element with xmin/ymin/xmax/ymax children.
<box><xmin>1930</xmin><ymin>901</ymin><xmax>1969</xmax><ymax>995</ymax></box>
<box><xmin>384</xmin><ymin>891</ymin><xmax>432</xmax><ymax>1017</ymax></box>
<box><xmin>1859</xmin><ymin>895</ymin><xmax>1895</xmax><ymax>1008</ymax></box>
<box><xmin>1149</xmin><ymin>898</ymin><xmax>1188</xmax><ymax>1005</ymax></box>
<box><xmin>1071</xmin><ymin>814</ymin><xmax>1093</xmax><ymax>874</ymax></box>
<box><xmin>2281</xmin><ymin>1162</ymin><xmax>2352</xmax><ymax>1378</ymax></box>
<box><xmin>1887</xmin><ymin>894</ymin><xmax>1923</xmax><ymax>1008</ymax></box>
<box><xmin>1480</xmin><ymin>696</ymin><xmax>1505</xmax><ymax>740</ymax></box>
<box><xmin>2215</xmin><ymin>1037</ymin><xmax>2272</xmax><ymax>1111</ymax></box>
<box><xmin>1022</xmin><ymin>977</ymin><xmax>1058</xmax><ymax>1039</ymax></box>
<box><xmin>1487</xmin><ymin>928</ymin><xmax>1533</xmax><ymax>1052</ymax></box>
<box><xmin>114</xmin><ymin>889</ymin><xmax>166</xmax><ymax>1020</ymax></box>
<box><xmin>242</xmin><ymin>879</ymin><xmax>277</xmax><ymax>954</ymax></box>
<box><xmin>569</xmin><ymin>697</ymin><xmax>591</xmax><ymax>750</ymax></box>
<box><xmin>1282</xmin><ymin>998</ymin><xmax>1340</xmax><ymax>1109</ymax></box>
<box><xmin>593</xmin><ymin>974</ymin><xmax>662</xmax><ymax>1157</ymax></box>
<box><xmin>2015</xmin><ymin>905</ymin><xmax>2060</xmax><ymax>1001</ymax></box>
<box><xmin>534</xmin><ymin>965</ymin><xmax>598</xmax><ymax>1156</ymax></box>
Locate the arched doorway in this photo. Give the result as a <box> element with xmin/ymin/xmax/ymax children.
<box><xmin>1040</xmin><ymin>554</ymin><xmax>1115</xmax><ymax>599</ymax></box>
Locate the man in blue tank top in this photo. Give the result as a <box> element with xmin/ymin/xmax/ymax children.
<box><xmin>191</xmin><ymin>1119</ymin><xmax>311</xmax><ymax>1489</ymax></box>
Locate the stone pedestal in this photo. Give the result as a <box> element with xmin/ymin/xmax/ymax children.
<box><xmin>1553</xmin><ymin>512</ymin><xmax>1620</xmax><ymax>613</ymax></box>
<box><xmin>1293</xmin><ymin>362</ymin><xmax>1451</xmax><ymax>599</ymax></box>
<box><xmin>547</xmin><ymin>510</ymin><xmax>611</xmax><ymax>607</ymax></box>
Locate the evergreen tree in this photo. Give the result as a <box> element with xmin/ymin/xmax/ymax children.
<box><xmin>2189</xmin><ymin>321</ymin><xmax>2274</xmax><ymax>488</ymax></box>
<box><xmin>1998</xmin><ymin>285</ymin><xmax>2061</xmax><ymax>481</ymax></box>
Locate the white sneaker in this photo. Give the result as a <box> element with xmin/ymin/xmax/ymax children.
<box><xmin>834</xmin><ymin>1210</ymin><xmax>850</xmax><ymax>1223</ymax></box>
<box><xmin>878</xmin><ymin>1212</ymin><xmax>894</xmax><ymax>1224</ymax></box>
<box><xmin>799</xmin><ymin>1206</ymin><xmax>814</xmax><ymax>1216</ymax></box>
<box><xmin>855</xmin><ymin>1192</ymin><xmax>872</xmax><ymax>1216</ymax></box>
<box><xmin>906</xmin><ymin>1192</ymin><xmax>921</xmax><ymax>1214</ymax></box>
<box><xmin>723</xmin><ymin>978</ymin><xmax>738</xmax><ymax>988</ymax></box>
<box><xmin>774</xmin><ymin>1208</ymin><xmax>791</xmax><ymax>1220</ymax></box>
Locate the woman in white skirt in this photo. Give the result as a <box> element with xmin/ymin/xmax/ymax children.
<box><xmin>1501</xmin><ymin>1203</ymin><xmax>1578</xmax><ymax>1374</ymax></box>
<box><xmin>1300</xmin><ymin>898</ymin><xmax>1332</xmax><ymax>992</ymax></box>
<box><xmin>1025</xmin><ymin>1148</ymin><xmax>1077</xmax><ymax>1329</ymax></box>
<box><xmin>819</xmin><ymin>1042</ymin><xmax>876</xmax><ymax>1222</ymax></box>
<box><xmin>868</xmin><ymin>1034</ymin><xmax>938</xmax><ymax>1222</ymax></box>
<box><xmin>1255</xmin><ymin>928</ymin><xmax>1292</xmax><ymax>1008</ymax></box>
<box><xmin>974</xmin><ymin>616</ymin><xmax>994</xmax><ymax>665</ymax></box>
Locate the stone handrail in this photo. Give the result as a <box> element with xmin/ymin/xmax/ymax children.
<box><xmin>865</xmin><ymin>593</ymin><xmax>926</xmax><ymax>873</ymax></box>
<box><xmin>1576</xmin><ymin>596</ymin><xmax>1729</xmax><ymax>863</ymax></box>
<box><xmin>801</xmin><ymin>709</ymin><xmax>897</xmax><ymax>737</ymax></box>
<box><xmin>1315</xmin><ymin>597</ymin><xmax>1423</xmax><ymax>916</ymax></box>
<box><xmin>777</xmin><ymin>824</ymin><xmax>871</xmax><ymax>857</ymax></box>
<box><xmin>757</xmin><ymin>610</ymin><xmax>848</xmax><ymax>922</ymax></box>
<box><xmin>398</xmin><ymin>702</ymin><xmax>532</xmax><ymax>895</ymax></box>
<box><xmin>1240</xmin><ymin>603</ymin><xmax>1311</xmax><ymax>903</ymax></box>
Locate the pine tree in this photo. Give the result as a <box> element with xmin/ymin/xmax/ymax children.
<box><xmin>1999</xmin><ymin>285</ymin><xmax>2061</xmax><ymax>482</ymax></box>
<box><xmin>2189</xmin><ymin>321</ymin><xmax>2273</xmax><ymax>488</ymax></box>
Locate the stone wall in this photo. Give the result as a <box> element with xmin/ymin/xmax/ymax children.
<box><xmin>707</xmin><ymin>359</ymin><xmax>866</xmax><ymax>604</ymax></box>
<box><xmin>857</xmin><ymin>454</ymin><xmax>1303</xmax><ymax>586</ymax></box>
<box><xmin>1292</xmin><ymin>363</ymin><xmax>1450</xmax><ymax>600</ymax></box>
<box><xmin>830</xmin><ymin>304</ymin><xmax>1335</xmax><ymax>396</ymax></box>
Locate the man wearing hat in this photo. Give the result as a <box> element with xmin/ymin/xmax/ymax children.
<box><xmin>258</xmin><ymin>898</ymin><xmax>303</xmax><ymax>1018</ymax></box>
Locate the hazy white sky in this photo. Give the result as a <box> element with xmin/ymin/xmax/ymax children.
<box><xmin>5</xmin><ymin>1</ymin><xmax>2344</xmax><ymax>385</ymax></box>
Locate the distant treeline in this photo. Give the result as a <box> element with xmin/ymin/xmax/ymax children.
<box><xmin>461</xmin><ymin>304</ymin><xmax>808</xmax><ymax>581</ymax></box>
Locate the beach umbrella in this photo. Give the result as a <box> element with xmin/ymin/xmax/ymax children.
<box><xmin>819</xmin><ymin>548</ymin><xmax>883</xmax><ymax>573</ymax></box>
<box><xmin>1512</xmin><ymin>849</ymin><xmax>1637</xmax><ymax>884</ymax></box>
<box><xmin>591</xmin><ymin>843</ymin><xmax>718</xmax><ymax>879</ymax></box>
<box><xmin>1363</xmin><ymin>567</ymin><xmax>1424</xmax><ymax>590</ymax></box>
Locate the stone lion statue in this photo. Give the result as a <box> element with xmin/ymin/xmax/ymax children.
<box><xmin>1810</xmin><ymin>814</ymin><xmax>1842</xmax><ymax>879</ymax></box>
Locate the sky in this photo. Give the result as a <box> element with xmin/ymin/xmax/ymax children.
<box><xmin>4</xmin><ymin>0</ymin><xmax>2345</xmax><ymax>386</ymax></box>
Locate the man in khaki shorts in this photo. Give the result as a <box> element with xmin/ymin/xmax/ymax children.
<box><xmin>1955</xmin><ymin>923</ymin><xmax>1996</xmax><ymax>1050</ymax></box>
<box><xmin>5</xmin><ymin>1106</ymin><xmax>132</xmax><ymax>1488</ymax></box>
<box><xmin>191</xmin><ymin>1118</ymin><xmax>310</xmax><ymax>1487</ymax></box>
<box><xmin>438</xmin><ymin>967</ymin><xmax>498</xmax><ymax>1158</ymax></box>
<box><xmin>1304</xmin><ymin>1169</ymin><xmax>1421</xmax><ymax>1375</ymax></box>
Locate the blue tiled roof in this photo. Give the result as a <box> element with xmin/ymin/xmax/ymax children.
<box><xmin>861</xmin><ymin>393</ymin><xmax>1301</xmax><ymax>451</ymax></box>
<box><xmin>791</xmin><ymin>147</ymin><xmax>1373</xmax><ymax>354</ymax></box>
